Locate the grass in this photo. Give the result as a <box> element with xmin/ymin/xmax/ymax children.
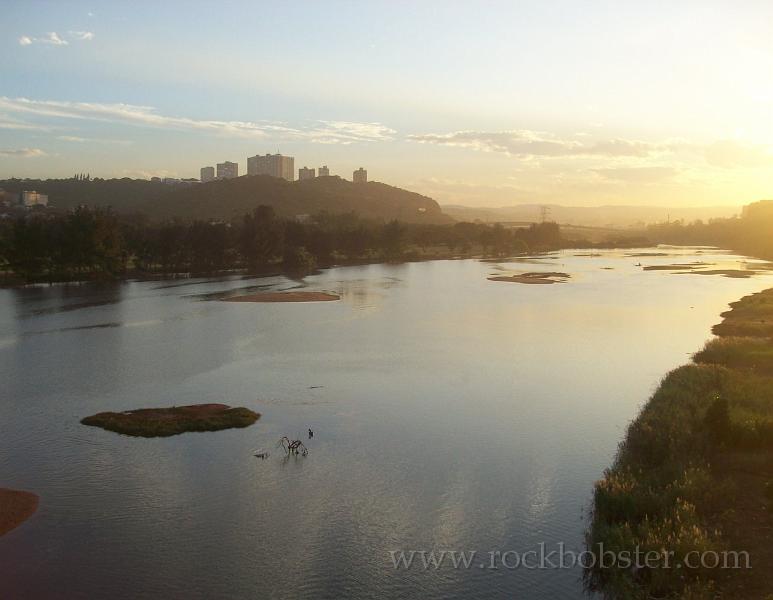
<box><xmin>587</xmin><ymin>288</ymin><xmax>773</xmax><ymax>599</ymax></box>
<box><xmin>712</xmin><ymin>288</ymin><xmax>773</xmax><ymax>338</ymax></box>
<box><xmin>81</xmin><ymin>403</ymin><xmax>260</xmax><ymax>437</ymax></box>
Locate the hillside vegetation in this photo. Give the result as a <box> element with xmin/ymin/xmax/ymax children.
<box><xmin>0</xmin><ymin>175</ymin><xmax>450</xmax><ymax>224</ymax></box>
<box><xmin>648</xmin><ymin>199</ymin><xmax>773</xmax><ymax>261</ymax></box>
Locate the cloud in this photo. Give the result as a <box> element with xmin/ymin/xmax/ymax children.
<box><xmin>22</xmin><ymin>32</ymin><xmax>69</xmax><ymax>46</ymax></box>
<box><xmin>57</xmin><ymin>135</ymin><xmax>131</xmax><ymax>145</ymax></box>
<box><xmin>407</xmin><ymin>130</ymin><xmax>658</xmax><ymax>158</ymax></box>
<box><xmin>592</xmin><ymin>166</ymin><xmax>679</xmax><ymax>183</ymax></box>
<box><xmin>0</xmin><ymin>116</ymin><xmax>49</xmax><ymax>131</ymax></box>
<box><xmin>18</xmin><ymin>31</ymin><xmax>95</xmax><ymax>46</ymax></box>
<box><xmin>68</xmin><ymin>31</ymin><xmax>95</xmax><ymax>41</ymax></box>
<box><xmin>120</xmin><ymin>169</ymin><xmax>178</xmax><ymax>180</ymax></box>
<box><xmin>408</xmin><ymin>129</ymin><xmax>773</xmax><ymax>174</ymax></box>
<box><xmin>0</xmin><ymin>148</ymin><xmax>46</xmax><ymax>158</ymax></box>
<box><xmin>0</xmin><ymin>97</ymin><xmax>395</xmax><ymax>144</ymax></box>
<box><xmin>703</xmin><ymin>140</ymin><xmax>772</xmax><ymax>168</ymax></box>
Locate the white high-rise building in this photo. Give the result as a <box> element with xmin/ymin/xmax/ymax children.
<box><xmin>247</xmin><ymin>153</ymin><xmax>294</xmax><ymax>181</ymax></box>
<box><xmin>318</xmin><ymin>165</ymin><xmax>330</xmax><ymax>177</ymax></box>
<box><xmin>200</xmin><ymin>166</ymin><xmax>215</xmax><ymax>182</ymax></box>
<box><xmin>21</xmin><ymin>190</ymin><xmax>48</xmax><ymax>207</ymax></box>
<box><xmin>217</xmin><ymin>161</ymin><xmax>239</xmax><ymax>179</ymax></box>
<box><xmin>298</xmin><ymin>166</ymin><xmax>315</xmax><ymax>180</ymax></box>
<box><xmin>353</xmin><ymin>167</ymin><xmax>367</xmax><ymax>184</ymax></box>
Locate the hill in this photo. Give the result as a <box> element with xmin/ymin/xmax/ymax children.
<box><xmin>0</xmin><ymin>176</ymin><xmax>451</xmax><ymax>224</ymax></box>
<box><xmin>442</xmin><ymin>203</ymin><xmax>740</xmax><ymax>227</ymax></box>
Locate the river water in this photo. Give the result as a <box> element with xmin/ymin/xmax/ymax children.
<box><xmin>1</xmin><ymin>248</ymin><xmax>771</xmax><ymax>599</ymax></box>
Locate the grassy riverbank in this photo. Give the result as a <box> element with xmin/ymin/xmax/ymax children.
<box><xmin>587</xmin><ymin>288</ymin><xmax>773</xmax><ymax>599</ymax></box>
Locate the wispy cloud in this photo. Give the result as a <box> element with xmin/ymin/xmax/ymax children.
<box><xmin>0</xmin><ymin>97</ymin><xmax>394</xmax><ymax>144</ymax></box>
<box><xmin>19</xmin><ymin>32</ymin><xmax>69</xmax><ymax>46</ymax></box>
<box><xmin>592</xmin><ymin>166</ymin><xmax>679</xmax><ymax>183</ymax></box>
<box><xmin>57</xmin><ymin>135</ymin><xmax>131</xmax><ymax>145</ymax></box>
<box><xmin>703</xmin><ymin>140</ymin><xmax>772</xmax><ymax>168</ymax></box>
<box><xmin>0</xmin><ymin>116</ymin><xmax>50</xmax><ymax>131</ymax></box>
<box><xmin>0</xmin><ymin>148</ymin><xmax>46</xmax><ymax>158</ymax></box>
<box><xmin>407</xmin><ymin>129</ymin><xmax>773</xmax><ymax>173</ymax></box>
<box><xmin>407</xmin><ymin>130</ymin><xmax>658</xmax><ymax>158</ymax></box>
<box><xmin>18</xmin><ymin>31</ymin><xmax>94</xmax><ymax>46</ymax></box>
<box><xmin>68</xmin><ymin>31</ymin><xmax>95</xmax><ymax>41</ymax></box>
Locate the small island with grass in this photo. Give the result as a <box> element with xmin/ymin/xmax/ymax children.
<box><xmin>81</xmin><ymin>403</ymin><xmax>260</xmax><ymax>437</ymax></box>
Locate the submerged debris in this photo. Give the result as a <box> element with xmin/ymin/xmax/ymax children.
<box><xmin>278</xmin><ymin>436</ymin><xmax>309</xmax><ymax>456</ymax></box>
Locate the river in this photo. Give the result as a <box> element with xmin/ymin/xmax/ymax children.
<box><xmin>1</xmin><ymin>247</ymin><xmax>771</xmax><ymax>599</ymax></box>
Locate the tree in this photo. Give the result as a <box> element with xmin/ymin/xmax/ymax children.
<box><xmin>239</xmin><ymin>206</ymin><xmax>284</xmax><ymax>270</ymax></box>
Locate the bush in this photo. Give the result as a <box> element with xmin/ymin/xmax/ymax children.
<box><xmin>283</xmin><ymin>246</ymin><xmax>317</xmax><ymax>273</ymax></box>
<box><xmin>704</xmin><ymin>396</ymin><xmax>731</xmax><ymax>447</ymax></box>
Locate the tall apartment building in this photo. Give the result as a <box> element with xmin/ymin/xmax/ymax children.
<box><xmin>318</xmin><ymin>165</ymin><xmax>330</xmax><ymax>177</ymax></box>
<box><xmin>298</xmin><ymin>166</ymin><xmax>316</xmax><ymax>181</ymax></box>
<box><xmin>247</xmin><ymin>153</ymin><xmax>294</xmax><ymax>181</ymax></box>
<box><xmin>200</xmin><ymin>166</ymin><xmax>215</xmax><ymax>182</ymax></box>
<box><xmin>353</xmin><ymin>167</ymin><xmax>367</xmax><ymax>184</ymax></box>
<box><xmin>217</xmin><ymin>161</ymin><xmax>239</xmax><ymax>179</ymax></box>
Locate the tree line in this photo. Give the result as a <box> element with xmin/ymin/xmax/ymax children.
<box><xmin>646</xmin><ymin>200</ymin><xmax>773</xmax><ymax>260</ymax></box>
<box><xmin>0</xmin><ymin>206</ymin><xmax>563</xmax><ymax>284</ymax></box>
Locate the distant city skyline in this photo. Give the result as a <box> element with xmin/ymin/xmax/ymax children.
<box><xmin>2</xmin><ymin>1</ymin><xmax>773</xmax><ymax>207</ymax></box>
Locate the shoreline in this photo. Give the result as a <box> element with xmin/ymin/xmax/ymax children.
<box><xmin>0</xmin><ymin>488</ymin><xmax>39</xmax><ymax>537</ymax></box>
<box><xmin>0</xmin><ymin>241</ymin><xmax>655</xmax><ymax>289</ymax></box>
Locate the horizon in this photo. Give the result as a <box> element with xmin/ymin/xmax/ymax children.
<box><xmin>2</xmin><ymin>1</ymin><xmax>773</xmax><ymax>208</ymax></box>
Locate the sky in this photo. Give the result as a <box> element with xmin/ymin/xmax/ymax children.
<box><xmin>1</xmin><ymin>0</ymin><xmax>773</xmax><ymax>207</ymax></box>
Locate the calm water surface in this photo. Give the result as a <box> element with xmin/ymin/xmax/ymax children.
<box><xmin>1</xmin><ymin>248</ymin><xmax>771</xmax><ymax>599</ymax></box>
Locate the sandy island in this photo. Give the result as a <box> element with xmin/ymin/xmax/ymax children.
<box><xmin>643</xmin><ymin>264</ymin><xmax>758</xmax><ymax>278</ymax></box>
<box><xmin>223</xmin><ymin>291</ymin><xmax>340</xmax><ymax>303</ymax></box>
<box><xmin>0</xmin><ymin>488</ymin><xmax>39</xmax><ymax>537</ymax></box>
<box><xmin>682</xmin><ymin>269</ymin><xmax>758</xmax><ymax>278</ymax></box>
<box><xmin>81</xmin><ymin>403</ymin><xmax>260</xmax><ymax>437</ymax></box>
<box><xmin>489</xmin><ymin>272</ymin><xmax>570</xmax><ymax>285</ymax></box>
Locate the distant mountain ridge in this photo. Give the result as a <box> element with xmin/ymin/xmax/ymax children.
<box><xmin>442</xmin><ymin>203</ymin><xmax>741</xmax><ymax>228</ymax></box>
<box><xmin>0</xmin><ymin>175</ymin><xmax>451</xmax><ymax>224</ymax></box>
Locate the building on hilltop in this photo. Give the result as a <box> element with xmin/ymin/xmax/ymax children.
<box><xmin>318</xmin><ymin>165</ymin><xmax>330</xmax><ymax>177</ymax></box>
<box><xmin>200</xmin><ymin>166</ymin><xmax>215</xmax><ymax>182</ymax></box>
<box><xmin>298</xmin><ymin>166</ymin><xmax>316</xmax><ymax>180</ymax></box>
<box><xmin>247</xmin><ymin>153</ymin><xmax>294</xmax><ymax>181</ymax></box>
<box><xmin>353</xmin><ymin>167</ymin><xmax>367</xmax><ymax>184</ymax></box>
<box><xmin>217</xmin><ymin>161</ymin><xmax>239</xmax><ymax>179</ymax></box>
<box><xmin>21</xmin><ymin>191</ymin><xmax>48</xmax><ymax>208</ymax></box>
